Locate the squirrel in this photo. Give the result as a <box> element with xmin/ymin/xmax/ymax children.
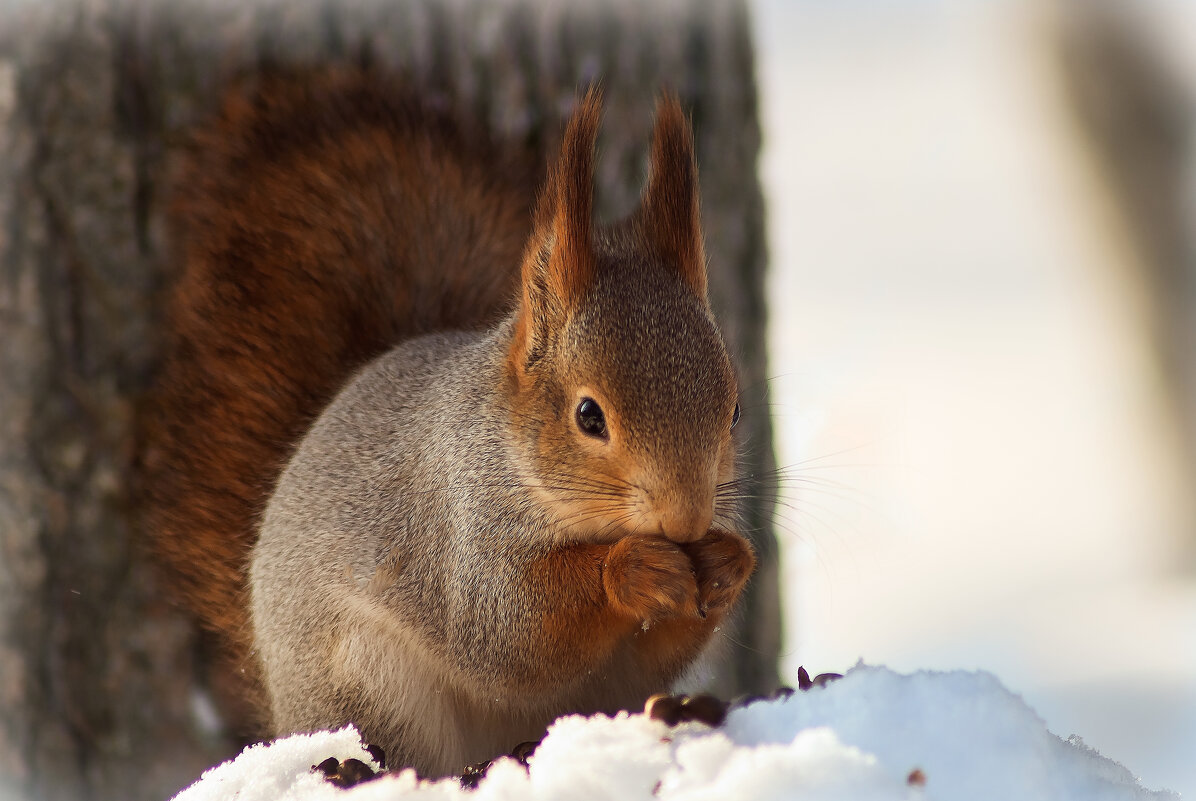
<box><xmin>138</xmin><ymin>68</ymin><xmax>755</xmax><ymax>778</ymax></box>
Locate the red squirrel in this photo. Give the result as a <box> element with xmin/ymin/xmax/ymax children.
<box><xmin>139</xmin><ymin>69</ymin><xmax>755</xmax><ymax>777</ymax></box>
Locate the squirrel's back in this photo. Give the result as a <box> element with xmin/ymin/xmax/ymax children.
<box><xmin>137</xmin><ymin>70</ymin><xmax>538</xmax><ymax>730</ymax></box>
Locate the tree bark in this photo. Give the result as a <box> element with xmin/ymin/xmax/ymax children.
<box><xmin>0</xmin><ymin>1</ymin><xmax>778</xmax><ymax>798</ymax></box>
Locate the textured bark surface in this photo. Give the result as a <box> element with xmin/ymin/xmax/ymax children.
<box><xmin>0</xmin><ymin>1</ymin><xmax>778</xmax><ymax>798</ymax></box>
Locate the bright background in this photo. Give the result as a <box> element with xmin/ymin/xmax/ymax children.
<box><xmin>752</xmin><ymin>0</ymin><xmax>1196</xmax><ymax>796</ymax></box>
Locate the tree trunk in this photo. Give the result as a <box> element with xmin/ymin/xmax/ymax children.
<box><xmin>0</xmin><ymin>2</ymin><xmax>778</xmax><ymax>799</ymax></box>
<box><xmin>1053</xmin><ymin>0</ymin><xmax>1196</xmax><ymax>569</ymax></box>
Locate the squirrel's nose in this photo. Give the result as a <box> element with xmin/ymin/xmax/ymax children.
<box><xmin>655</xmin><ymin>500</ymin><xmax>713</xmax><ymax>544</ymax></box>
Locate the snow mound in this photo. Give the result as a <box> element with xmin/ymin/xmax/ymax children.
<box><xmin>171</xmin><ymin>665</ymin><xmax>1177</xmax><ymax>801</ymax></box>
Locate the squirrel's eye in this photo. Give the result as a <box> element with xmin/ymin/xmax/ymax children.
<box><xmin>575</xmin><ymin>398</ymin><xmax>608</xmax><ymax>439</ymax></box>
<box><xmin>731</xmin><ymin>402</ymin><xmax>741</xmax><ymax>430</ymax></box>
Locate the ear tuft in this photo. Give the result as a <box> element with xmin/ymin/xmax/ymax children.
<box><xmin>510</xmin><ymin>87</ymin><xmax>602</xmax><ymax>377</ymax></box>
<box><xmin>641</xmin><ymin>93</ymin><xmax>707</xmax><ymax>301</ymax></box>
<box><xmin>533</xmin><ymin>86</ymin><xmax>602</xmax><ymax>305</ymax></box>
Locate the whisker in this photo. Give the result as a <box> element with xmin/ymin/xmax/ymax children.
<box><xmin>551</xmin><ymin>503</ymin><xmax>632</xmax><ymax>529</ymax></box>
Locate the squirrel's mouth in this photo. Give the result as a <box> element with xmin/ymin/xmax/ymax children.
<box><xmin>540</xmin><ymin>486</ymin><xmax>716</xmax><ymax>547</ymax></box>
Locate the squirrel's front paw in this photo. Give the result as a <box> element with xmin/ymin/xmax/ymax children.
<box><xmin>604</xmin><ymin>535</ymin><xmax>699</xmax><ymax>621</ymax></box>
<box><xmin>681</xmin><ymin>530</ymin><xmax>755</xmax><ymax>617</ymax></box>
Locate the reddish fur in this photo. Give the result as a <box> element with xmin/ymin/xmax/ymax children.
<box><xmin>509</xmin><ymin>88</ymin><xmax>601</xmax><ymax>379</ymax></box>
<box><xmin>639</xmin><ymin>94</ymin><xmax>707</xmax><ymax>300</ymax></box>
<box><xmin>138</xmin><ymin>69</ymin><xmax>539</xmax><ymax>732</ymax></box>
<box><xmin>530</xmin><ymin>532</ymin><xmax>755</xmax><ymax>686</ymax></box>
<box><xmin>604</xmin><ymin>535</ymin><xmax>700</xmax><ymax>621</ymax></box>
<box><xmin>541</xmin><ymin>86</ymin><xmax>600</xmax><ymax>306</ymax></box>
<box><xmin>140</xmin><ymin>71</ymin><xmax>750</xmax><ymax>745</ymax></box>
<box><xmin>684</xmin><ymin>531</ymin><xmax>757</xmax><ymax>612</ymax></box>
<box><xmin>628</xmin><ymin>531</ymin><xmax>756</xmax><ymax>676</ymax></box>
<box><xmin>503</xmin><ymin>85</ymin><xmax>756</xmax><ymax>696</ymax></box>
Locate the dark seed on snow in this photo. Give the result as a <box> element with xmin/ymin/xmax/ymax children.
<box><xmin>334</xmin><ymin>758</ymin><xmax>376</xmax><ymax>788</ymax></box>
<box><xmin>730</xmin><ymin>693</ymin><xmax>766</xmax><ymax>709</ymax></box>
<box><xmin>645</xmin><ymin>693</ymin><xmax>686</xmax><ymax>727</ymax></box>
<box><xmin>510</xmin><ymin>740</ymin><xmax>539</xmax><ymax>765</ymax></box>
<box><xmin>813</xmin><ymin>672</ymin><xmax>843</xmax><ymax>688</ymax></box>
<box><xmin>312</xmin><ymin>757</ymin><xmax>378</xmax><ymax>788</ymax></box>
<box><xmin>797</xmin><ymin>666</ymin><xmax>844</xmax><ymax>690</ymax></box>
<box><xmin>680</xmin><ymin>694</ymin><xmax>728</xmax><ymax>727</ymax></box>
<box><xmin>459</xmin><ymin>759</ymin><xmax>492</xmax><ymax>790</ymax></box>
<box><xmin>314</xmin><ymin>757</ymin><xmax>340</xmax><ymax>776</ymax></box>
<box><xmin>366</xmin><ymin>743</ymin><xmax>387</xmax><ymax>769</ymax></box>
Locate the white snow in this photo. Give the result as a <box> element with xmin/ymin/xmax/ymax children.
<box><xmin>170</xmin><ymin>666</ymin><xmax>1178</xmax><ymax>801</ymax></box>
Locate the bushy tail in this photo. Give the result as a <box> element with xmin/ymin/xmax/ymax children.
<box><xmin>137</xmin><ymin>68</ymin><xmax>538</xmax><ymax>733</ymax></box>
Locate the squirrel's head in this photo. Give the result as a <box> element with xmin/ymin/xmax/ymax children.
<box><xmin>505</xmin><ymin>89</ymin><xmax>739</xmax><ymax>544</ymax></box>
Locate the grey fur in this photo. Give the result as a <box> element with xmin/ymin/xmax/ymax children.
<box><xmin>251</xmin><ymin>306</ymin><xmax>735</xmax><ymax>775</ymax></box>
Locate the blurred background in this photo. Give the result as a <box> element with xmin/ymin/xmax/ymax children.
<box><xmin>752</xmin><ymin>0</ymin><xmax>1196</xmax><ymax>795</ymax></box>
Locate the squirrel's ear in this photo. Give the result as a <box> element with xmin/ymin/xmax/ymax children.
<box><xmin>530</xmin><ymin>87</ymin><xmax>600</xmax><ymax>306</ymax></box>
<box><xmin>639</xmin><ymin>93</ymin><xmax>708</xmax><ymax>302</ymax></box>
<box><xmin>511</xmin><ymin>88</ymin><xmax>601</xmax><ymax>373</ymax></box>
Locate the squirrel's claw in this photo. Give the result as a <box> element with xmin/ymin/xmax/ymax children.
<box><xmin>604</xmin><ymin>535</ymin><xmax>701</xmax><ymax>621</ymax></box>
<box><xmin>683</xmin><ymin>530</ymin><xmax>755</xmax><ymax>615</ymax></box>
